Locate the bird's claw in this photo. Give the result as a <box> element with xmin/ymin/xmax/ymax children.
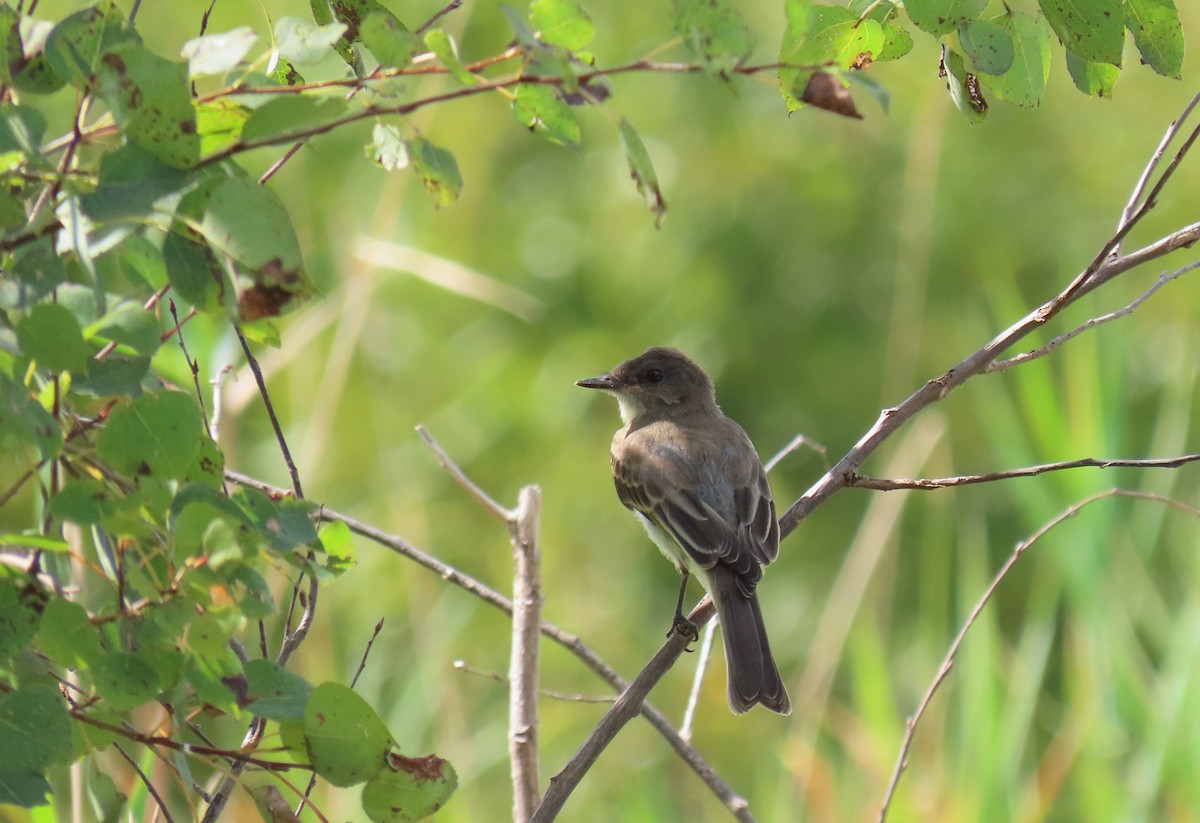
<box><xmin>668</xmin><ymin>615</ymin><xmax>699</xmax><ymax>650</ymax></box>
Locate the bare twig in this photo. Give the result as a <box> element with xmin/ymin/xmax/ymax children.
<box><xmin>236</xmin><ymin>327</ymin><xmax>304</xmax><ymax>498</ymax></box>
<box><xmin>779</xmin><ymin>203</ymin><xmax>1200</xmax><ymax>540</ymax></box>
<box><xmin>850</xmin><ymin>452</ymin><xmax>1200</xmax><ymax>490</ymax></box>
<box><xmin>417</xmin><ymin>0</ymin><xmax>463</xmax><ymax>34</ymax></box>
<box><xmin>453</xmin><ymin>660</ymin><xmax>616</xmax><ymax>703</ymax></box>
<box><xmin>416</xmin><ymin>429</ymin><xmax>544</xmax><ymax>818</ymax></box>
<box><xmin>1117</xmin><ymin>91</ymin><xmax>1200</xmax><ymax>247</ymax></box>
<box><xmin>510</xmin><ymin>486</ymin><xmax>543</xmax><ymax>822</ymax></box>
<box><xmin>222</xmin><ymin>470</ymin><xmax>751</xmax><ymax>819</ymax></box>
<box><xmin>875</xmin><ymin>489</ymin><xmax>1200</xmax><ymax>822</ymax></box>
<box><xmin>416</xmin><ymin>425</ymin><xmax>510</xmax><ymax>522</ymax></box>
<box><xmin>764</xmin><ymin>431</ymin><xmax>827</xmax><ymax>474</ymax></box>
<box><xmin>990</xmin><ymin>260</ymin><xmax>1200</xmax><ymax>372</ymax></box>
<box><xmin>532</xmin><ymin>599</ymin><xmax>754</xmax><ymax>823</ymax></box>
<box><xmin>170</xmin><ymin>299</ymin><xmax>211</xmax><ymax>436</ymax></box>
<box><xmin>679</xmin><ymin>620</ymin><xmax>718</xmax><ymax>743</ymax></box>
<box><xmin>114</xmin><ymin>742</ymin><xmax>176</xmax><ymax>823</ymax></box>
<box><xmin>352</xmin><ymin>618</ymin><xmax>385</xmax><ymax>688</ymax></box>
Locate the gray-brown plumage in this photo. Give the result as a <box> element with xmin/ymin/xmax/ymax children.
<box><xmin>577</xmin><ymin>347</ymin><xmax>791</xmax><ymax>715</ymax></box>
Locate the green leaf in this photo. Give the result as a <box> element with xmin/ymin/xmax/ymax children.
<box><xmin>368</xmin><ymin>122</ymin><xmax>408</xmax><ymax>170</ymax></box>
<box><xmin>95</xmin><ymin>233</ymin><xmax>168</xmax><ymax>293</ymax></box>
<box><xmin>978</xmin><ymin>11</ymin><xmax>1052</xmax><ymax>108</ymax></box>
<box><xmin>0</xmin><ymin>685</ymin><xmax>74</xmax><ymax>770</ymax></box>
<box><xmin>196</xmin><ymin>99</ymin><xmax>250</xmax><ymax>155</ymax></box>
<box><xmin>244</xmin><ymin>659</ymin><xmax>312</xmax><ymax>722</ymax></box>
<box><xmin>0</xmin><ymin>103</ymin><xmax>46</xmax><ymax>154</ymax></box>
<box><xmin>305</xmin><ymin>682</ymin><xmax>392</xmax><ymax>787</ymax></box>
<box><xmin>44</xmin><ymin>0</ymin><xmax>140</xmax><ymax>90</ymax></box>
<box><xmin>274</xmin><ymin>17</ymin><xmax>347</xmax><ymax>66</ymax></box>
<box><xmin>406</xmin><ymin>137</ymin><xmax>462</xmax><ymax>207</ymax></box>
<box><xmin>234</xmin><ymin>487</ymin><xmax>319</xmax><ymax>554</ymax></box>
<box><xmin>318</xmin><ymin>520</ymin><xmax>356</xmax><ymax>575</ymax></box>
<box><xmin>96</xmin><ymin>391</ymin><xmax>207</xmax><ymax>481</ymax></box>
<box><xmin>671</xmin><ymin>0</ymin><xmax>753</xmax><ymax>74</ymax></box>
<box><xmin>363</xmin><ymin>753</ymin><xmax>458</xmax><ymax>823</ymax></box>
<box><xmin>1066</xmin><ymin>49</ymin><xmax>1120</xmax><ymax>96</ymax></box>
<box><xmin>0</xmin><ymin>769</ymin><xmax>52</xmax><ymax>808</ymax></box>
<box><xmin>942</xmin><ymin>47</ymin><xmax>988</xmax><ymax>123</ymax></box>
<box><xmin>617</xmin><ymin>118</ymin><xmax>666</xmax><ymax>227</ymax></box>
<box><xmin>241</xmin><ymin>96</ymin><xmax>349</xmax><ymax>145</ymax></box>
<box><xmin>0</xmin><ymin>9</ymin><xmax>65</xmax><ymax>95</ymax></box>
<box><xmin>0</xmin><ymin>534</ymin><xmax>69</xmax><ymax>552</ymax></box>
<box><xmin>360</xmin><ymin>10</ymin><xmax>419</xmax><ymax>67</ymax></box>
<box><xmin>162</xmin><ymin>228</ymin><xmax>229</xmax><ymax>313</ymax></box>
<box><xmin>0</xmin><ymin>375</ymin><xmax>61</xmax><ymax>459</ymax></box>
<box><xmin>79</xmin><ymin>143</ymin><xmax>191</xmax><ymax>221</ymax></box>
<box><xmin>186</xmin><ymin>608</ymin><xmax>245</xmax><ymax>665</ymax></box>
<box><xmin>423</xmin><ymin>29</ymin><xmax>473</xmax><ymax>83</ymax></box>
<box><xmin>182</xmin><ymin>27</ymin><xmax>258</xmax><ymax>77</ymax></box>
<box><xmin>513</xmin><ymin>84</ymin><xmax>581</xmax><ymax>148</ymax></box>
<box><xmin>11</xmin><ymin>238</ymin><xmax>67</xmax><ymax>304</ymax></box>
<box><xmin>877</xmin><ymin>21</ymin><xmax>914</xmax><ymax>61</ymax></box>
<box><xmin>1039</xmin><ymin>0</ymin><xmax>1123</xmax><ymax>65</ymax></box>
<box><xmin>198</xmin><ymin>178</ymin><xmax>310</xmax><ymax>300</ymax></box>
<box><xmin>779</xmin><ymin>5</ymin><xmax>884</xmax><ymax>112</ymax></box>
<box><xmin>904</xmin><ymin>0</ymin><xmax>988</xmax><ymax>37</ymax></box>
<box><xmin>39</xmin><ymin>597</ymin><xmax>105</xmax><ymax>667</ymax></box>
<box><xmin>531</xmin><ymin>0</ymin><xmax>595</xmax><ymax>51</ymax></box>
<box><xmin>18</xmin><ymin>302</ymin><xmax>89</xmax><ymax>374</ymax></box>
<box><xmin>90</xmin><ymin>300</ymin><xmax>160</xmax><ymax>356</ymax></box>
<box><xmin>92</xmin><ymin>43</ymin><xmax>200</xmax><ymax>170</ymax></box>
<box><xmin>959</xmin><ymin>18</ymin><xmax>1014</xmax><ymax>75</ymax></box>
<box><xmin>1125</xmin><ymin>0</ymin><xmax>1183</xmax><ymax>79</ymax></box>
<box><xmin>0</xmin><ymin>582</ymin><xmax>39</xmax><ymax>668</ymax></box>
<box><xmin>50</xmin><ymin>478</ymin><xmax>119</xmax><ymax>527</ymax></box>
<box><xmin>73</xmin><ymin>355</ymin><xmax>152</xmax><ymax>397</ymax></box>
<box><xmin>90</xmin><ymin>651</ymin><xmax>162</xmax><ymax>711</ymax></box>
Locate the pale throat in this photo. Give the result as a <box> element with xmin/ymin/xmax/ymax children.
<box><xmin>615</xmin><ymin>393</ymin><xmax>645</xmax><ymax>425</ymax></box>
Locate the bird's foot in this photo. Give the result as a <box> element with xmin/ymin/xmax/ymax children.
<box><xmin>668</xmin><ymin>614</ymin><xmax>699</xmax><ymax>650</ymax></box>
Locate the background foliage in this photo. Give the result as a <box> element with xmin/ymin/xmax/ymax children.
<box><xmin>1</xmin><ymin>0</ymin><xmax>1200</xmax><ymax>821</ymax></box>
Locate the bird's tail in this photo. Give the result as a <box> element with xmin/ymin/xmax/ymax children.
<box><xmin>710</xmin><ymin>567</ymin><xmax>791</xmax><ymax>715</ymax></box>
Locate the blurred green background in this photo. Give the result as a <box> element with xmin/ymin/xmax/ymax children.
<box><xmin>14</xmin><ymin>0</ymin><xmax>1200</xmax><ymax>820</ymax></box>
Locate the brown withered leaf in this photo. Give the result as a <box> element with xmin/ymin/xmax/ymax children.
<box><xmin>801</xmin><ymin>72</ymin><xmax>863</xmax><ymax>120</ymax></box>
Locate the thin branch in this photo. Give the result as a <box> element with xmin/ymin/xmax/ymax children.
<box><xmin>193</xmin><ymin>60</ymin><xmax>827</xmax><ymax>170</ymax></box>
<box><xmin>417</xmin><ymin>0</ymin><xmax>463</xmax><ymax>34</ymax></box>
<box><xmin>779</xmin><ymin>144</ymin><xmax>1200</xmax><ymax>540</ymax></box>
<box><xmin>1117</xmin><ymin>91</ymin><xmax>1200</xmax><ymax>248</ymax></box>
<box><xmin>990</xmin><ymin>260</ymin><xmax>1200</xmax><ymax>372</ymax></box>
<box><xmin>222</xmin><ymin>470</ymin><xmax>751</xmax><ymax>819</ymax></box>
<box><xmin>170</xmin><ymin>299</ymin><xmax>211</xmax><ymax>437</ymax></box>
<box><xmin>875</xmin><ymin>489</ymin><xmax>1200</xmax><ymax>822</ymax></box>
<box><xmin>416</xmin><ymin>424</ymin><xmax>511</xmax><ymax>521</ymax></box>
<box><xmin>764</xmin><ymin>431</ymin><xmax>827</xmax><ymax>474</ymax></box>
<box><xmin>114</xmin><ymin>742</ymin><xmax>176</xmax><ymax>823</ymax></box>
<box><xmin>236</xmin><ymin>327</ymin><xmax>304</xmax><ymax>498</ymax></box>
<box><xmin>69</xmin><ymin>710</ymin><xmax>305</xmax><ymax>771</ymax></box>
<box><xmin>453</xmin><ymin>660</ymin><xmax>616</xmax><ymax>703</ymax></box>
<box><xmin>352</xmin><ymin>617</ymin><xmax>385</xmax><ymax>688</ymax></box>
<box><xmin>510</xmin><ymin>485</ymin><xmax>543</xmax><ymax>823</ymax></box>
<box><xmin>679</xmin><ymin>620</ymin><xmax>718</xmax><ymax>743</ymax></box>
<box><xmin>533</xmin><ymin>599</ymin><xmax>755</xmax><ymax>823</ymax></box>
<box><xmin>850</xmin><ymin>452</ymin><xmax>1200</xmax><ymax>490</ymax></box>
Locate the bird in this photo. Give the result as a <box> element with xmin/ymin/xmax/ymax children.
<box><xmin>577</xmin><ymin>346</ymin><xmax>791</xmax><ymax>715</ymax></box>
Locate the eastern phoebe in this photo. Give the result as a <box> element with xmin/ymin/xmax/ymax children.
<box><xmin>577</xmin><ymin>347</ymin><xmax>791</xmax><ymax>715</ymax></box>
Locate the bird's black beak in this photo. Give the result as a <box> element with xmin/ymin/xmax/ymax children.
<box><xmin>576</xmin><ymin>374</ymin><xmax>617</xmax><ymax>390</ymax></box>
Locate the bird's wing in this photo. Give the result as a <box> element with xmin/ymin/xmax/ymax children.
<box><xmin>613</xmin><ymin>421</ymin><xmax>778</xmax><ymax>593</ymax></box>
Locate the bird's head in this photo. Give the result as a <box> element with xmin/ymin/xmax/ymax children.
<box><xmin>577</xmin><ymin>347</ymin><xmax>718</xmax><ymax>424</ymax></box>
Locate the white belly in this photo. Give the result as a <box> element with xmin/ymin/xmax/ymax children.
<box><xmin>634</xmin><ymin>512</ymin><xmax>713</xmax><ymax>593</ymax></box>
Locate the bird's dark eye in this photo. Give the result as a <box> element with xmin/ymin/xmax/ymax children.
<box><xmin>645</xmin><ymin>368</ymin><xmax>664</xmax><ymax>383</ymax></box>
